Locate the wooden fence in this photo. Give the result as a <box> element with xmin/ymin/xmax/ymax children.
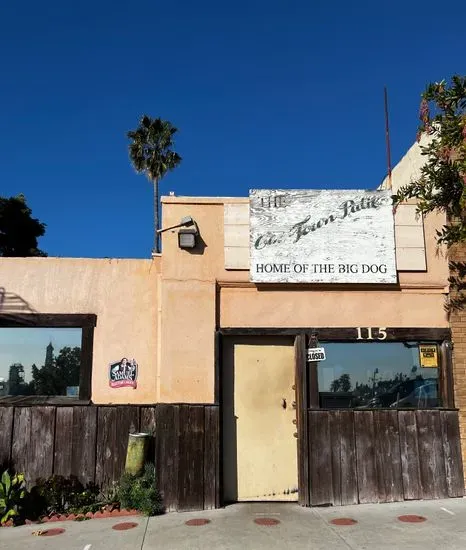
<box><xmin>308</xmin><ymin>409</ymin><xmax>465</xmax><ymax>506</ymax></box>
<box><xmin>0</xmin><ymin>404</ymin><xmax>219</xmax><ymax>512</ymax></box>
<box><xmin>2</xmin><ymin>404</ymin><xmax>463</xmax><ymax>511</ymax></box>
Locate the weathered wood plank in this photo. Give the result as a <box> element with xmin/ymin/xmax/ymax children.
<box><xmin>54</xmin><ymin>407</ymin><xmax>74</xmax><ymax>478</ymax></box>
<box><xmin>96</xmin><ymin>406</ymin><xmax>139</xmax><ymax>488</ymax></box>
<box><xmin>440</xmin><ymin>410</ymin><xmax>465</xmax><ymax>498</ymax></box>
<box><xmin>204</xmin><ymin>406</ymin><xmax>220</xmax><ymax>510</ymax></box>
<box><xmin>224</xmin><ymin>247</ymin><xmax>249</xmax><ymax>270</ymax></box>
<box><xmin>394</xmin><ymin>204</ymin><xmax>421</xmax><ymax>226</ymax></box>
<box><xmin>28</xmin><ymin>407</ymin><xmax>55</xmax><ymax>485</ymax></box>
<box><xmin>329</xmin><ymin>410</ymin><xmax>342</xmax><ymax>506</ymax></box>
<box><xmin>178</xmin><ymin>405</ymin><xmax>205</xmax><ymax>512</ymax></box>
<box><xmin>95</xmin><ymin>407</ymin><xmax>117</xmax><ymax>489</ymax></box>
<box><xmin>374</xmin><ymin>410</ymin><xmax>403</xmax><ymax>503</ymax></box>
<box><xmin>224</xmin><ymin>202</ymin><xmax>249</xmax><ymax>225</ymax></box>
<box><xmin>113</xmin><ymin>407</ymin><xmax>140</xmax><ymax>482</ymax></box>
<box><xmin>72</xmin><ymin>406</ymin><xmax>97</xmax><ymax>484</ymax></box>
<box><xmin>0</xmin><ymin>406</ymin><xmax>14</xmax><ymax>469</ymax></box>
<box><xmin>224</xmin><ymin>224</ymin><xmax>249</xmax><ymax>247</ymax></box>
<box><xmin>354</xmin><ymin>411</ymin><xmax>377</xmax><ymax>504</ymax></box>
<box><xmin>441</xmin><ymin>341</ymin><xmax>455</xmax><ymax>409</ymax></box>
<box><xmin>339</xmin><ymin>410</ymin><xmax>358</xmax><ymax>505</ymax></box>
<box><xmin>395</xmin><ymin>225</ymin><xmax>425</xmax><ymax>248</ymax></box>
<box><xmin>416</xmin><ymin>410</ymin><xmax>448</xmax><ymax>499</ymax></box>
<box><xmin>295</xmin><ymin>334</ymin><xmax>309</xmax><ymax>506</ymax></box>
<box><xmin>11</xmin><ymin>407</ymin><xmax>31</xmax><ymax>479</ymax></box>
<box><xmin>140</xmin><ymin>407</ymin><xmax>156</xmax><ymax>435</ymax></box>
<box><xmin>309</xmin><ymin>411</ymin><xmax>334</xmax><ymax>505</ymax></box>
<box><xmin>398</xmin><ymin>410</ymin><xmax>422</xmax><ymax>500</ymax></box>
<box><xmin>155</xmin><ymin>404</ymin><xmax>179</xmax><ymax>512</ymax></box>
<box><xmin>140</xmin><ymin>406</ymin><xmax>157</xmax><ymax>464</ymax></box>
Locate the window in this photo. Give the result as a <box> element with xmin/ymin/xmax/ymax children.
<box><xmin>0</xmin><ymin>314</ymin><xmax>95</xmax><ymax>403</ymax></box>
<box><xmin>317</xmin><ymin>342</ymin><xmax>441</xmax><ymax>409</ymax></box>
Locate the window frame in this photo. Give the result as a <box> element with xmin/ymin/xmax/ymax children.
<box><xmin>316</xmin><ymin>340</ymin><xmax>446</xmax><ymax>410</ymax></box>
<box><xmin>0</xmin><ymin>313</ymin><xmax>96</xmax><ymax>404</ymax></box>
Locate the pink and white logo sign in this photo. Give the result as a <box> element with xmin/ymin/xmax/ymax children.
<box><xmin>109</xmin><ymin>358</ymin><xmax>138</xmax><ymax>389</ymax></box>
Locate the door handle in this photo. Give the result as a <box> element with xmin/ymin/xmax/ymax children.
<box><xmin>281</xmin><ymin>398</ymin><xmax>287</xmax><ymax>409</ymax></box>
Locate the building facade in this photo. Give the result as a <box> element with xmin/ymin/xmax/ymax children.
<box><xmin>0</xmin><ymin>139</ymin><xmax>464</xmax><ymax>508</ymax></box>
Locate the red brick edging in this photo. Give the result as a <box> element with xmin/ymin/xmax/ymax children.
<box><xmin>1</xmin><ymin>508</ymin><xmax>140</xmax><ymax>527</ymax></box>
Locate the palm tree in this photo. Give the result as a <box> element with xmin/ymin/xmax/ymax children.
<box><xmin>127</xmin><ymin>116</ymin><xmax>182</xmax><ymax>253</ymax></box>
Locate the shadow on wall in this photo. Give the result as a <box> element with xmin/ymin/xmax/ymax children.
<box><xmin>181</xmin><ymin>232</ymin><xmax>207</xmax><ymax>256</ymax></box>
<box><xmin>0</xmin><ymin>287</ymin><xmax>38</xmax><ymax>324</ymax></box>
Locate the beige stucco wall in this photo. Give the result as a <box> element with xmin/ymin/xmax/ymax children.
<box><xmin>159</xmin><ymin>201</ymin><xmax>223</xmax><ymax>403</ymax></box>
<box><xmin>0</xmin><ymin>257</ymin><xmax>160</xmax><ymax>404</ymax></box>
<box><xmin>379</xmin><ymin>133</ymin><xmax>433</xmax><ymax>194</ymax></box>
<box><xmin>220</xmin><ymin>287</ymin><xmax>448</xmax><ymax>328</ymax></box>
<box><xmin>157</xmin><ymin>195</ymin><xmax>449</xmax><ymax>404</ymax></box>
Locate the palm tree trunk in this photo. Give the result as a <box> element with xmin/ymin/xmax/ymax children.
<box><xmin>153</xmin><ymin>177</ymin><xmax>160</xmax><ymax>254</ymax></box>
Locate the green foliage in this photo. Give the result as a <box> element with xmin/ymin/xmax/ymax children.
<box><xmin>127</xmin><ymin>115</ymin><xmax>182</xmax><ymax>252</ymax></box>
<box><xmin>330</xmin><ymin>373</ymin><xmax>352</xmax><ymax>393</ymax></box>
<box><xmin>0</xmin><ymin>194</ymin><xmax>47</xmax><ymax>257</ymax></box>
<box><xmin>127</xmin><ymin>116</ymin><xmax>182</xmax><ymax>184</ymax></box>
<box><xmin>117</xmin><ymin>463</ymin><xmax>164</xmax><ymax>516</ymax></box>
<box><xmin>0</xmin><ymin>470</ymin><xmax>27</xmax><ymax>525</ymax></box>
<box><xmin>29</xmin><ymin>346</ymin><xmax>81</xmax><ymax>396</ymax></box>
<box><xmin>6</xmin><ymin>363</ymin><xmax>31</xmax><ymax>396</ymax></box>
<box><xmin>394</xmin><ymin>75</ymin><xmax>466</xmax><ymax>247</ymax></box>
<box><xmin>394</xmin><ymin>75</ymin><xmax>466</xmax><ymax>311</ymax></box>
<box><xmin>29</xmin><ymin>475</ymin><xmax>101</xmax><ymax>517</ymax></box>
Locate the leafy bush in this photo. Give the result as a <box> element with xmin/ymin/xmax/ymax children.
<box><xmin>0</xmin><ymin>470</ymin><xmax>27</xmax><ymax>525</ymax></box>
<box><xmin>117</xmin><ymin>464</ymin><xmax>164</xmax><ymax>516</ymax></box>
<box><xmin>28</xmin><ymin>475</ymin><xmax>102</xmax><ymax>517</ymax></box>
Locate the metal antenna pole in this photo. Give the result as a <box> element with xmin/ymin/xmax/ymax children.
<box><xmin>384</xmin><ymin>86</ymin><xmax>393</xmax><ymax>190</ymax></box>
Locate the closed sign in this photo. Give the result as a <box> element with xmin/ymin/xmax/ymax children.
<box><xmin>307</xmin><ymin>347</ymin><xmax>326</xmax><ymax>362</ymax></box>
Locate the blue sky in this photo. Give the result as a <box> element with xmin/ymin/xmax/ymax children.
<box><xmin>1</xmin><ymin>0</ymin><xmax>464</xmax><ymax>259</ymax></box>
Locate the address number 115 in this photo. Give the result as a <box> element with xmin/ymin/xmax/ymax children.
<box><xmin>356</xmin><ymin>327</ymin><xmax>387</xmax><ymax>341</ymax></box>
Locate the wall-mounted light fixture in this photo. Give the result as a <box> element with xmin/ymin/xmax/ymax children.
<box><xmin>157</xmin><ymin>216</ymin><xmax>199</xmax><ymax>250</ymax></box>
<box><xmin>178</xmin><ymin>225</ymin><xmax>199</xmax><ymax>249</ymax></box>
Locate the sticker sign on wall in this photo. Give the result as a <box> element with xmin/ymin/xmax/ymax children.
<box><xmin>307</xmin><ymin>347</ymin><xmax>326</xmax><ymax>362</ymax></box>
<box><xmin>249</xmin><ymin>189</ymin><xmax>397</xmax><ymax>283</ymax></box>
<box><xmin>419</xmin><ymin>345</ymin><xmax>438</xmax><ymax>368</ymax></box>
<box><xmin>109</xmin><ymin>358</ymin><xmax>138</xmax><ymax>388</ymax></box>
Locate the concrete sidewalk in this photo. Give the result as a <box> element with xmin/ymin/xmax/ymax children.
<box><xmin>1</xmin><ymin>498</ymin><xmax>466</xmax><ymax>550</ymax></box>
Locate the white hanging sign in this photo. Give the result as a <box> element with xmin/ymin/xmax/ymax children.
<box><xmin>249</xmin><ymin>189</ymin><xmax>397</xmax><ymax>283</ymax></box>
<box><xmin>307</xmin><ymin>347</ymin><xmax>326</xmax><ymax>362</ymax></box>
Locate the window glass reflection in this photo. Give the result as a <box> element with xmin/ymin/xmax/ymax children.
<box><xmin>0</xmin><ymin>328</ymin><xmax>82</xmax><ymax>399</ymax></box>
<box><xmin>317</xmin><ymin>342</ymin><xmax>440</xmax><ymax>409</ymax></box>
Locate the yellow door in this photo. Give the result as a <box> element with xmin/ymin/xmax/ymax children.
<box><xmin>223</xmin><ymin>337</ymin><xmax>298</xmax><ymax>502</ymax></box>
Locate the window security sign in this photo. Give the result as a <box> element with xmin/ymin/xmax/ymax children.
<box><xmin>249</xmin><ymin>189</ymin><xmax>397</xmax><ymax>283</ymax></box>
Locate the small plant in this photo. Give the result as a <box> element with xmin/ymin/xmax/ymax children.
<box><xmin>29</xmin><ymin>475</ymin><xmax>101</xmax><ymax>517</ymax></box>
<box><xmin>0</xmin><ymin>470</ymin><xmax>27</xmax><ymax>525</ymax></box>
<box><xmin>117</xmin><ymin>463</ymin><xmax>164</xmax><ymax>516</ymax></box>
